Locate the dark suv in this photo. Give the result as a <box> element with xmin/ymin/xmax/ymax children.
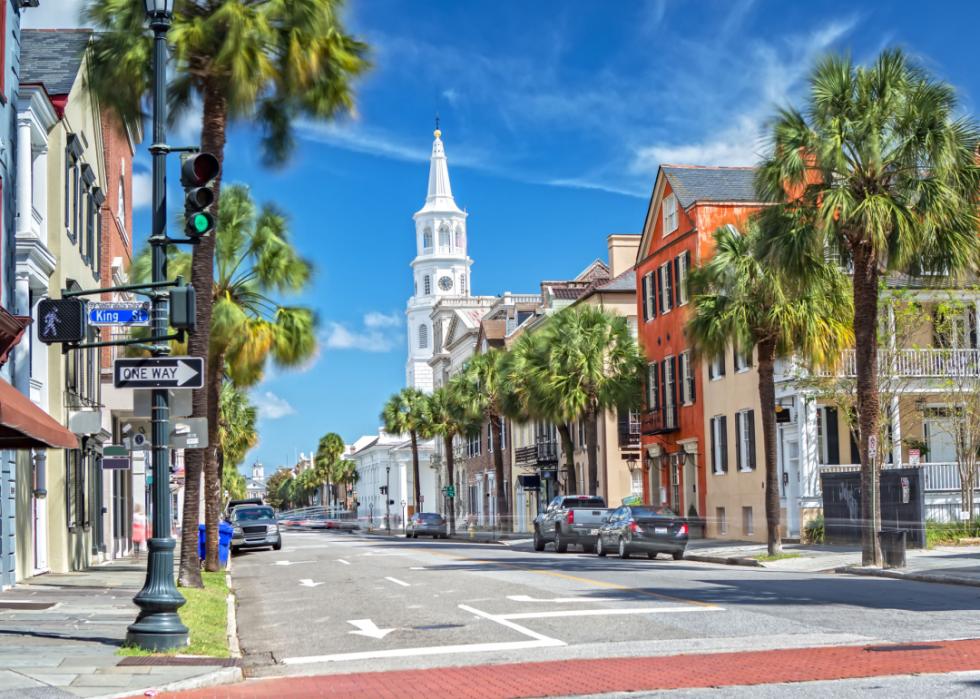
<box><xmin>230</xmin><ymin>505</ymin><xmax>282</xmax><ymax>553</ymax></box>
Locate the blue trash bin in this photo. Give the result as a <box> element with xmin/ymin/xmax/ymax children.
<box><xmin>197</xmin><ymin>522</ymin><xmax>235</xmax><ymax>568</ymax></box>
<box><xmin>197</xmin><ymin>523</ymin><xmax>206</xmax><ymax>561</ymax></box>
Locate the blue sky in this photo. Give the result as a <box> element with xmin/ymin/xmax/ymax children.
<box><xmin>32</xmin><ymin>1</ymin><xmax>980</xmax><ymax>476</ymax></box>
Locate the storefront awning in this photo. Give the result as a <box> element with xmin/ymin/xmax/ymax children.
<box><xmin>0</xmin><ymin>379</ymin><xmax>79</xmax><ymax>450</ymax></box>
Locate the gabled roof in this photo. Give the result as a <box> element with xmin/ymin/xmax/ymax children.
<box><xmin>662</xmin><ymin>165</ymin><xmax>759</xmax><ymax>208</ymax></box>
<box><xmin>594</xmin><ymin>268</ymin><xmax>636</xmax><ymax>293</ymax></box>
<box><xmin>21</xmin><ymin>29</ymin><xmax>93</xmax><ymax>95</ymax></box>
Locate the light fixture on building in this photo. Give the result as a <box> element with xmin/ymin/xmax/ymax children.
<box><xmin>626</xmin><ymin>455</ymin><xmax>640</xmax><ymax>473</ymax></box>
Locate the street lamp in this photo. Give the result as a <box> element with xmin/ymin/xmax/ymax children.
<box><xmin>126</xmin><ymin>0</ymin><xmax>188</xmax><ymax>651</ymax></box>
<box><xmin>385</xmin><ymin>465</ymin><xmax>391</xmax><ymax>534</ymax></box>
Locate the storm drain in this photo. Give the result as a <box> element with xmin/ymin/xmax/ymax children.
<box><xmin>865</xmin><ymin>644</ymin><xmax>942</xmax><ymax>653</ymax></box>
<box><xmin>0</xmin><ymin>602</ymin><xmax>55</xmax><ymax>610</ymax></box>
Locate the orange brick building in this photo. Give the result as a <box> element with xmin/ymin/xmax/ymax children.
<box><xmin>634</xmin><ymin>165</ymin><xmax>762</xmax><ymax>520</ymax></box>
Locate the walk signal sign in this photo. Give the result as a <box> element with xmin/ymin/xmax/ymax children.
<box><xmin>37</xmin><ymin>298</ymin><xmax>87</xmax><ymax>344</ymax></box>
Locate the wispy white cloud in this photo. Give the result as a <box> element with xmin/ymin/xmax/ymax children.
<box><xmin>258</xmin><ymin>392</ymin><xmax>295</xmax><ymax>420</ymax></box>
<box><xmin>132</xmin><ymin>170</ymin><xmax>152</xmax><ymax>210</ymax></box>
<box><xmin>441</xmin><ymin>88</ymin><xmax>461</xmax><ymax>106</ymax></box>
<box><xmin>323</xmin><ymin>312</ymin><xmax>403</xmax><ymax>353</ymax></box>
<box><xmin>23</xmin><ymin>1</ymin><xmax>87</xmax><ymax>28</ymax></box>
<box><xmin>363</xmin><ymin>311</ymin><xmax>403</xmax><ymax>329</ymax></box>
<box><xmin>296</xmin><ymin>121</ymin><xmax>430</xmax><ymax>164</ymax></box>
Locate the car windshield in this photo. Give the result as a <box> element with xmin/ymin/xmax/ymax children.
<box><xmin>631</xmin><ymin>506</ymin><xmax>677</xmax><ymax>518</ymax></box>
<box><xmin>232</xmin><ymin>507</ymin><xmax>274</xmax><ymax>522</ymax></box>
<box><xmin>564</xmin><ymin>498</ymin><xmax>605</xmax><ymax>509</ymax></box>
<box><xmin>419</xmin><ymin>513</ymin><xmax>444</xmax><ymax>521</ymax></box>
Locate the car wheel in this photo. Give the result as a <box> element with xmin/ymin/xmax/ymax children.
<box><xmin>618</xmin><ymin>537</ymin><xmax>630</xmax><ymax>559</ymax></box>
<box><xmin>672</xmin><ymin>550</ymin><xmax>684</xmax><ymax>561</ymax></box>
<box><xmin>596</xmin><ymin>537</ymin><xmax>606</xmax><ymax>557</ymax></box>
<box><xmin>405</xmin><ymin>531</ymin><xmax>412</xmax><ymax>538</ymax></box>
<box><xmin>533</xmin><ymin>530</ymin><xmax>545</xmax><ymax>552</ymax></box>
<box><xmin>273</xmin><ymin>540</ymin><xmax>282</xmax><ymax>551</ymax></box>
<box><xmin>231</xmin><ymin>546</ymin><xmax>239</xmax><ymax>555</ymax></box>
<box><xmin>555</xmin><ymin>531</ymin><xmax>568</xmax><ymax>553</ymax></box>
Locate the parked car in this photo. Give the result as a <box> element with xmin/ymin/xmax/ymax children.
<box><xmin>406</xmin><ymin>512</ymin><xmax>448</xmax><ymax>539</ymax></box>
<box><xmin>230</xmin><ymin>505</ymin><xmax>282</xmax><ymax>553</ymax></box>
<box><xmin>224</xmin><ymin>497</ymin><xmax>263</xmax><ymax>521</ymax></box>
<box><xmin>595</xmin><ymin>505</ymin><xmax>688</xmax><ymax>560</ymax></box>
<box><xmin>533</xmin><ymin>495</ymin><xmax>609</xmax><ymax>553</ymax></box>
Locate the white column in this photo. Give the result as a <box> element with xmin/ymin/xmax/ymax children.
<box><xmin>16</xmin><ymin>117</ymin><xmax>33</xmax><ymax>237</ymax></box>
<box><xmin>891</xmin><ymin>395</ymin><xmax>902</xmax><ymax>466</ymax></box>
<box><xmin>34</xmin><ymin>146</ymin><xmax>48</xmax><ymax>245</ymax></box>
<box><xmin>12</xmin><ymin>272</ymin><xmax>30</xmax><ymax>395</ymax></box>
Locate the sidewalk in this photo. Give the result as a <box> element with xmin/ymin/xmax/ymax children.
<box><xmin>0</xmin><ymin>555</ymin><xmax>240</xmax><ymax>698</ymax></box>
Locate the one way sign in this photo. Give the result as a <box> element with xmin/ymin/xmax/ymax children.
<box><xmin>114</xmin><ymin>357</ymin><xmax>204</xmax><ymax>389</ymax></box>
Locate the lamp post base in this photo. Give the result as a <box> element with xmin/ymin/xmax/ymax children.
<box><xmin>126</xmin><ymin>537</ymin><xmax>188</xmax><ymax>651</ymax></box>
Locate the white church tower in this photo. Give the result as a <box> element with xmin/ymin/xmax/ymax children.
<box><xmin>406</xmin><ymin>128</ymin><xmax>473</xmax><ymax>392</ymax></box>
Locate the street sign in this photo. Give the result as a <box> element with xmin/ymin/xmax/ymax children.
<box><xmin>908</xmin><ymin>448</ymin><xmax>920</xmax><ymax>466</ymax></box>
<box><xmin>171</xmin><ymin>418</ymin><xmax>208</xmax><ymax>449</ymax></box>
<box><xmin>442</xmin><ymin>485</ymin><xmax>456</xmax><ymax>498</ymax></box>
<box><xmin>102</xmin><ymin>445</ymin><xmax>131</xmax><ymax>470</ymax></box>
<box><xmin>88</xmin><ymin>301</ymin><xmax>151</xmax><ymax>327</ymax></box>
<box><xmin>37</xmin><ymin>298</ymin><xmax>87</xmax><ymax>344</ymax></box>
<box><xmin>114</xmin><ymin>357</ymin><xmax>204</xmax><ymax>389</ymax></box>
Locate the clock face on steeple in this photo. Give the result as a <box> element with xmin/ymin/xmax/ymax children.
<box><xmin>438</xmin><ymin>275</ymin><xmax>454</xmax><ymax>291</ymax></box>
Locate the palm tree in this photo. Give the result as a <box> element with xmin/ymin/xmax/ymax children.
<box><xmin>86</xmin><ymin>0</ymin><xmax>368</xmax><ymax>576</ymax></box>
<box><xmin>217</xmin><ymin>382</ymin><xmax>258</xmax><ymax>504</ymax></box>
<box><xmin>314</xmin><ymin>432</ymin><xmax>346</xmax><ymax>506</ymax></box>
<box><xmin>381</xmin><ymin>388</ymin><xmax>429</xmax><ymax>513</ymax></box>
<box><xmin>330</xmin><ymin>459</ymin><xmax>359</xmax><ymax>509</ymax></box>
<box><xmin>453</xmin><ymin>350</ymin><xmax>511</xmax><ymax>525</ymax></box>
<box><xmin>504</xmin><ymin>333</ymin><xmax>578</xmax><ymax>493</ymax></box>
<box><xmin>132</xmin><ymin>184</ymin><xmax>316</xmax><ymax>580</ymax></box>
<box><xmin>756</xmin><ymin>49</ymin><xmax>980</xmax><ymax>565</ymax></box>
<box><xmin>686</xmin><ymin>219</ymin><xmax>853</xmax><ymax>555</ymax></box>
<box><xmin>425</xmin><ymin>387</ymin><xmax>480</xmax><ymax>535</ymax></box>
<box><xmin>535</xmin><ymin>307</ymin><xmax>645</xmax><ymax>496</ymax></box>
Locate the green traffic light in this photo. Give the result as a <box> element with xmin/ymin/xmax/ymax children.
<box><xmin>192</xmin><ymin>213</ymin><xmax>209</xmax><ymax>233</ymax></box>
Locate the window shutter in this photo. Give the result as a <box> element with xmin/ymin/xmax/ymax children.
<box><xmin>708</xmin><ymin>355</ymin><xmax>715</xmax><ymax>380</ymax></box>
<box><xmin>689</xmin><ymin>353</ymin><xmax>696</xmax><ymax>403</ymax></box>
<box><xmin>719</xmin><ymin>351</ymin><xmax>726</xmax><ymax>377</ymax></box>
<box><xmin>735</xmin><ymin>412</ymin><xmax>743</xmax><ymax>470</ymax></box>
<box><xmin>673</xmin><ymin>256</ymin><xmax>681</xmax><ymax>307</ymax></box>
<box><xmin>641</xmin><ymin>274</ymin><xmax>649</xmax><ymax>321</ymax></box>
<box><xmin>656</xmin><ymin>267</ymin><xmax>663</xmax><ymax>313</ymax></box>
<box><xmin>650</xmin><ymin>272</ymin><xmax>657</xmax><ymax>318</ymax></box>
<box><xmin>660</xmin><ymin>360</ymin><xmax>666</xmax><ymax>424</ymax></box>
<box><xmin>826</xmin><ymin>407</ymin><xmax>840</xmax><ymax>465</ymax></box>
<box><xmin>720</xmin><ymin>415</ymin><xmax>729</xmax><ymax>471</ymax></box>
<box><xmin>710</xmin><ymin>418</ymin><xmax>717</xmax><ymax>472</ymax></box>
<box><xmin>747</xmin><ymin>410</ymin><xmax>756</xmax><ymax>470</ymax></box>
<box><xmin>970</xmin><ymin>309</ymin><xmax>978</xmax><ymax>349</ymax></box>
<box><xmin>672</xmin><ymin>356</ymin><xmax>679</xmax><ymax>412</ymax></box>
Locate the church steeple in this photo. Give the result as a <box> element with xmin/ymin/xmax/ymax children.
<box><xmin>419</xmin><ymin>127</ymin><xmax>462</xmax><ymax>214</ymax></box>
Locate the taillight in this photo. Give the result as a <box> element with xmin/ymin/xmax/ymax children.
<box><xmin>567</xmin><ymin>510</ymin><xmax>574</xmax><ymax>525</ymax></box>
<box><xmin>678</xmin><ymin>522</ymin><xmax>689</xmax><ymax>536</ymax></box>
<box><xmin>629</xmin><ymin>520</ymin><xmax>639</xmax><ymax>534</ymax></box>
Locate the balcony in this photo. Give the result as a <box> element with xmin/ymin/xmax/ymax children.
<box><xmin>641</xmin><ymin>406</ymin><xmax>678</xmax><ymax>435</ymax></box>
<box><xmin>515</xmin><ymin>438</ymin><xmax>558</xmax><ymax>466</ymax></box>
<box><xmin>818</xmin><ymin>462</ymin><xmax>965</xmax><ymax>492</ymax></box>
<box><xmin>818</xmin><ymin>349</ymin><xmax>980</xmax><ymax>379</ymax></box>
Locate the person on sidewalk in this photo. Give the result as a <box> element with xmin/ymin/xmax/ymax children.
<box><xmin>133</xmin><ymin>504</ymin><xmax>147</xmax><ymax>557</ymax></box>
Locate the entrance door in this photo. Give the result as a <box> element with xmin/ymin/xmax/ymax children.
<box><xmin>781</xmin><ymin>434</ymin><xmax>800</xmax><ymax>537</ymax></box>
<box><xmin>33</xmin><ymin>495</ymin><xmax>47</xmax><ymax>572</ymax></box>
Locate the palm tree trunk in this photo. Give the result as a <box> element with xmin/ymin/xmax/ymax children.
<box><xmin>203</xmin><ymin>350</ymin><xmax>225</xmax><ymax>572</ymax></box>
<box><xmin>757</xmin><ymin>339</ymin><xmax>782</xmax><ymax>556</ymax></box>
<box><xmin>852</xmin><ymin>242</ymin><xmax>882</xmax><ymax>567</ymax></box>
<box><xmin>586</xmin><ymin>405</ymin><xmax>600</xmax><ymax>496</ymax></box>
<box><xmin>445</xmin><ymin>435</ymin><xmax>456</xmax><ymax>536</ymax></box>
<box><xmin>556</xmin><ymin>423</ymin><xmax>576</xmax><ymax>493</ymax></box>
<box><xmin>410</xmin><ymin>430</ymin><xmax>421</xmax><ymax>513</ymax></box>
<box><xmin>490</xmin><ymin>413</ymin><xmax>507</xmax><ymax>527</ymax></box>
<box><xmin>182</xmin><ymin>80</ymin><xmax>227</xmax><ymax>584</ymax></box>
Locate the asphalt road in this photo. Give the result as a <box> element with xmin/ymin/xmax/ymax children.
<box><xmin>231</xmin><ymin>530</ymin><xmax>980</xmax><ymax>686</ymax></box>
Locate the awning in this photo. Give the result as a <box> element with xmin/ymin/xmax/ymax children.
<box><xmin>0</xmin><ymin>379</ymin><xmax>79</xmax><ymax>449</ymax></box>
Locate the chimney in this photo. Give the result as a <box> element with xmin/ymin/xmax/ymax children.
<box><xmin>607</xmin><ymin>234</ymin><xmax>642</xmax><ymax>277</ymax></box>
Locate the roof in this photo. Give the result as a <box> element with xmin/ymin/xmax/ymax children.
<box><xmin>594</xmin><ymin>268</ymin><xmax>636</xmax><ymax>293</ymax></box>
<box><xmin>481</xmin><ymin>319</ymin><xmax>507</xmax><ymax>341</ymax></box>
<box><xmin>21</xmin><ymin>29</ymin><xmax>93</xmax><ymax>95</ymax></box>
<box><xmin>662</xmin><ymin>165</ymin><xmax>760</xmax><ymax>208</ymax></box>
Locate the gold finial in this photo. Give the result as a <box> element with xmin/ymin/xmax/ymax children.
<box><xmin>434</xmin><ymin>114</ymin><xmax>441</xmax><ymax>139</ymax></box>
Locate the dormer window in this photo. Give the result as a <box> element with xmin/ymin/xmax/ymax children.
<box><xmin>662</xmin><ymin>193</ymin><xmax>678</xmax><ymax>235</ymax></box>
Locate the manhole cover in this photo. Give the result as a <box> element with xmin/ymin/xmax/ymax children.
<box><xmin>0</xmin><ymin>602</ymin><xmax>55</xmax><ymax>610</ymax></box>
<box><xmin>865</xmin><ymin>644</ymin><xmax>942</xmax><ymax>653</ymax></box>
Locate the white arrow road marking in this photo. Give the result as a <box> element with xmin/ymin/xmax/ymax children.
<box><xmin>175</xmin><ymin>360</ymin><xmax>200</xmax><ymax>386</ymax></box>
<box><xmin>274</xmin><ymin>560</ymin><xmax>314</xmax><ymax>566</ymax></box>
<box><xmin>497</xmin><ymin>606</ymin><xmax>725</xmax><ymax>620</ymax></box>
<box><xmin>282</xmin><ymin>603</ymin><xmax>563</xmax><ymax>665</ymax></box>
<box><xmin>299</xmin><ymin>579</ymin><xmax>324</xmax><ymax>588</ymax></box>
<box><xmin>385</xmin><ymin>576</ymin><xmax>410</xmax><ymax>587</ymax></box>
<box><xmin>347</xmin><ymin>619</ymin><xmax>396</xmax><ymax>639</ymax></box>
<box><xmin>507</xmin><ymin>595</ymin><xmax>617</xmax><ymax>603</ymax></box>
<box><xmin>336</xmin><ymin>559</ymin><xmax>351</xmax><ymax>565</ymax></box>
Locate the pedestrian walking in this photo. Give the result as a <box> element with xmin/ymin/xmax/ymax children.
<box><xmin>133</xmin><ymin>504</ymin><xmax>147</xmax><ymax>557</ymax></box>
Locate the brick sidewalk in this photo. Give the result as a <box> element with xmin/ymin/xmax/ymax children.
<box><xmin>142</xmin><ymin>637</ymin><xmax>980</xmax><ymax>698</ymax></box>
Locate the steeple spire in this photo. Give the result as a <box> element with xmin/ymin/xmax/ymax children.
<box><xmin>420</xmin><ymin>125</ymin><xmax>461</xmax><ymax>214</ymax></box>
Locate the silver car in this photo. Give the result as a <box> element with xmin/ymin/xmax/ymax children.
<box><xmin>406</xmin><ymin>512</ymin><xmax>448</xmax><ymax>539</ymax></box>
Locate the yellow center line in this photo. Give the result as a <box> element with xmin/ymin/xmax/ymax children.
<box><xmin>417</xmin><ymin>550</ymin><xmax>717</xmax><ymax>608</ymax></box>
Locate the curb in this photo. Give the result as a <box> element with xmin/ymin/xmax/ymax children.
<box><xmin>103</xmin><ymin>665</ymin><xmax>244</xmax><ymax>699</ymax></box>
<box><xmin>226</xmin><ymin>570</ymin><xmax>241</xmax><ymax>659</ymax></box>
<box><xmin>836</xmin><ymin>565</ymin><xmax>980</xmax><ymax>589</ymax></box>
<box><xmin>684</xmin><ymin>554</ymin><xmax>762</xmax><ymax>567</ymax></box>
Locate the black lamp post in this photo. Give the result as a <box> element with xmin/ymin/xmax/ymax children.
<box><xmin>385</xmin><ymin>465</ymin><xmax>391</xmax><ymax>534</ymax></box>
<box><xmin>126</xmin><ymin>0</ymin><xmax>188</xmax><ymax>651</ymax></box>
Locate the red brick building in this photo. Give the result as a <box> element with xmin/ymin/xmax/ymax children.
<box><xmin>634</xmin><ymin>165</ymin><xmax>762</xmax><ymax>519</ymax></box>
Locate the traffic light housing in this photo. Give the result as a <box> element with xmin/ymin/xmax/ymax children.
<box><xmin>169</xmin><ymin>282</ymin><xmax>196</xmax><ymax>331</ymax></box>
<box><xmin>180</xmin><ymin>152</ymin><xmax>220</xmax><ymax>239</ymax></box>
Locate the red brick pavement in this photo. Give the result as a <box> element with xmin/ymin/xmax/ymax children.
<box><xmin>139</xmin><ymin>638</ymin><xmax>980</xmax><ymax>698</ymax></box>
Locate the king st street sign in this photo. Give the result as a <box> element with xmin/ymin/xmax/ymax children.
<box><xmin>89</xmin><ymin>301</ymin><xmax>151</xmax><ymax>327</ymax></box>
<box><xmin>113</xmin><ymin>357</ymin><xmax>204</xmax><ymax>389</ymax></box>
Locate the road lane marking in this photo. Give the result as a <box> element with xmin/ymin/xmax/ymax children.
<box><xmin>507</xmin><ymin>595</ymin><xmax>617</xmax><ymax>603</ymax></box>
<box><xmin>497</xmin><ymin>606</ymin><xmax>724</xmax><ymax>620</ymax></box>
<box><xmin>347</xmin><ymin>619</ymin><xmax>396</xmax><ymax>639</ymax></box>
<box><xmin>410</xmin><ymin>566</ymin><xmax>426</xmax><ymax>570</ymax></box>
<box><xmin>458</xmin><ymin>604</ymin><xmax>562</xmax><ymax>644</ymax></box>
<box><xmin>385</xmin><ymin>576</ymin><xmax>411</xmax><ymax>587</ymax></box>
<box><xmin>273</xmin><ymin>560</ymin><xmax>314</xmax><ymax>566</ymax></box>
<box><xmin>336</xmin><ymin>559</ymin><xmax>351</xmax><ymax>565</ymax></box>
<box><xmin>298</xmin><ymin>579</ymin><xmax>324</xmax><ymax>588</ymax></box>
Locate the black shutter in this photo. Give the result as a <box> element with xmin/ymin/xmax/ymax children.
<box><xmin>720</xmin><ymin>415</ymin><xmax>729</xmax><ymax>472</ymax></box>
<box><xmin>660</xmin><ymin>360</ymin><xmax>666</xmax><ymax>422</ymax></box>
<box><xmin>617</xmin><ymin>409</ymin><xmax>629</xmax><ymax>447</ymax></box>
<box><xmin>673</xmin><ymin>256</ymin><xmax>681</xmax><ymax>307</ymax></box>
<box><xmin>710</xmin><ymin>418</ymin><xmax>717</xmax><ymax>472</ymax></box>
<box><xmin>735</xmin><ymin>412</ymin><xmax>743</xmax><ymax>470</ymax></box>
<box><xmin>689</xmin><ymin>353</ymin><xmax>696</xmax><ymax>403</ymax></box>
<box><xmin>970</xmin><ymin>309</ymin><xmax>977</xmax><ymax>349</ymax></box>
<box><xmin>656</xmin><ymin>267</ymin><xmax>663</xmax><ymax>314</ymax></box>
<box><xmin>672</xmin><ymin>356</ymin><xmax>679</xmax><ymax>416</ymax></box>
<box><xmin>747</xmin><ymin>410</ymin><xmax>756</xmax><ymax>470</ymax></box>
<box><xmin>849</xmin><ymin>426</ymin><xmax>859</xmax><ymax>464</ymax></box>
<box><xmin>826</xmin><ymin>407</ymin><xmax>840</xmax><ymax>465</ymax></box>
<box><xmin>665</xmin><ymin>265</ymin><xmax>673</xmax><ymax>311</ymax></box>
<box><xmin>641</xmin><ymin>274</ymin><xmax>649</xmax><ymax>321</ymax></box>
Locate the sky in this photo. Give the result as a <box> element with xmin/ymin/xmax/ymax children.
<box><xmin>28</xmin><ymin>0</ymin><xmax>980</xmax><ymax>476</ymax></box>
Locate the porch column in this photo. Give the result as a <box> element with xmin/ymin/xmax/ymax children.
<box><xmin>34</xmin><ymin>146</ymin><xmax>48</xmax><ymax>245</ymax></box>
<box><xmin>15</xmin><ymin>117</ymin><xmax>33</xmax><ymax>238</ymax></box>
<box><xmin>799</xmin><ymin>395</ymin><xmax>819</xmax><ymax>499</ymax></box>
<box><xmin>891</xmin><ymin>395</ymin><xmax>902</xmax><ymax>466</ymax></box>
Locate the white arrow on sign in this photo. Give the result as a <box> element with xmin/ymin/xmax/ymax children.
<box><xmin>347</xmin><ymin>619</ymin><xmax>395</xmax><ymax>639</ymax></box>
<box><xmin>175</xmin><ymin>360</ymin><xmax>200</xmax><ymax>386</ymax></box>
<box><xmin>299</xmin><ymin>579</ymin><xmax>324</xmax><ymax>588</ymax></box>
<box><xmin>274</xmin><ymin>560</ymin><xmax>314</xmax><ymax>567</ymax></box>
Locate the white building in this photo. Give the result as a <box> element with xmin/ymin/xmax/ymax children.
<box><xmin>406</xmin><ymin>128</ymin><xmax>475</xmax><ymax>392</ymax></box>
<box><xmin>245</xmin><ymin>463</ymin><xmax>265</xmax><ymax>501</ymax></box>
<box><xmin>351</xmin><ymin>431</ymin><xmax>435</xmax><ymax>529</ymax></box>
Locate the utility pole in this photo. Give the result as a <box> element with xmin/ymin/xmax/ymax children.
<box><xmin>126</xmin><ymin>0</ymin><xmax>187</xmax><ymax>651</ymax></box>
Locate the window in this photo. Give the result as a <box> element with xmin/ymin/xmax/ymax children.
<box><xmin>424</xmin><ymin>275</ymin><xmax>431</xmax><ymax>295</ymax></box>
<box><xmin>658</xmin><ymin>263</ymin><xmax>673</xmax><ymax>314</ymax></box>
<box><xmin>662</xmin><ymin>193</ymin><xmax>678</xmax><ymax>234</ymax></box>
<box><xmin>680</xmin><ymin>351</ymin><xmax>695</xmax><ymax>405</ymax></box>
<box><xmin>439</xmin><ymin>225</ymin><xmax>451</xmax><ymax>251</ymax></box>
<box><xmin>676</xmin><ymin>252</ymin><xmax>689</xmax><ymax>305</ymax></box>
<box><xmin>641</xmin><ymin>272</ymin><xmax>656</xmax><ymax>322</ymax></box>
<box><xmin>646</xmin><ymin>362</ymin><xmax>659</xmax><ymax>410</ymax></box>
<box><xmin>459</xmin><ymin>273</ymin><xmax>467</xmax><ymax>294</ymax></box>
<box><xmin>85</xmin><ymin>191</ymin><xmax>95</xmax><ymax>266</ymax></box>
<box><xmin>716</xmin><ymin>507</ymin><xmax>727</xmax><ymax>535</ymax></box>
<box><xmin>711</xmin><ymin>415</ymin><xmax>728</xmax><ymax>474</ymax></box>
<box><xmin>118</xmin><ymin>159</ymin><xmax>126</xmax><ymax>225</ymax></box>
<box><xmin>742</xmin><ymin>506</ymin><xmax>754</xmax><ymax>536</ymax></box>
<box><xmin>423</xmin><ymin>228</ymin><xmax>433</xmax><ymax>251</ymax></box>
<box><xmin>487</xmin><ymin>423</ymin><xmax>493</xmax><ymax>452</ymax></box>
<box><xmin>708</xmin><ymin>351</ymin><xmax>726</xmax><ymax>380</ymax></box>
<box><xmin>455</xmin><ymin>228</ymin><xmax>463</xmax><ymax>249</ymax></box>
<box><xmin>817</xmin><ymin>406</ymin><xmax>840</xmax><ymax>465</ymax></box>
<box><xmin>578</xmin><ymin>419</ymin><xmax>586</xmax><ymax>448</ymax></box>
<box><xmin>663</xmin><ymin>356</ymin><xmax>676</xmax><ymax>427</ymax></box>
<box><xmin>734</xmin><ymin>347</ymin><xmax>752</xmax><ymax>372</ymax></box>
<box><xmin>65</xmin><ymin>159</ymin><xmax>77</xmax><ymax>242</ymax></box>
<box><xmin>419</xmin><ymin>324</ymin><xmax>428</xmax><ymax>349</ymax></box>
<box><xmin>735</xmin><ymin>409</ymin><xmax>756</xmax><ymax>471</ymax></box>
